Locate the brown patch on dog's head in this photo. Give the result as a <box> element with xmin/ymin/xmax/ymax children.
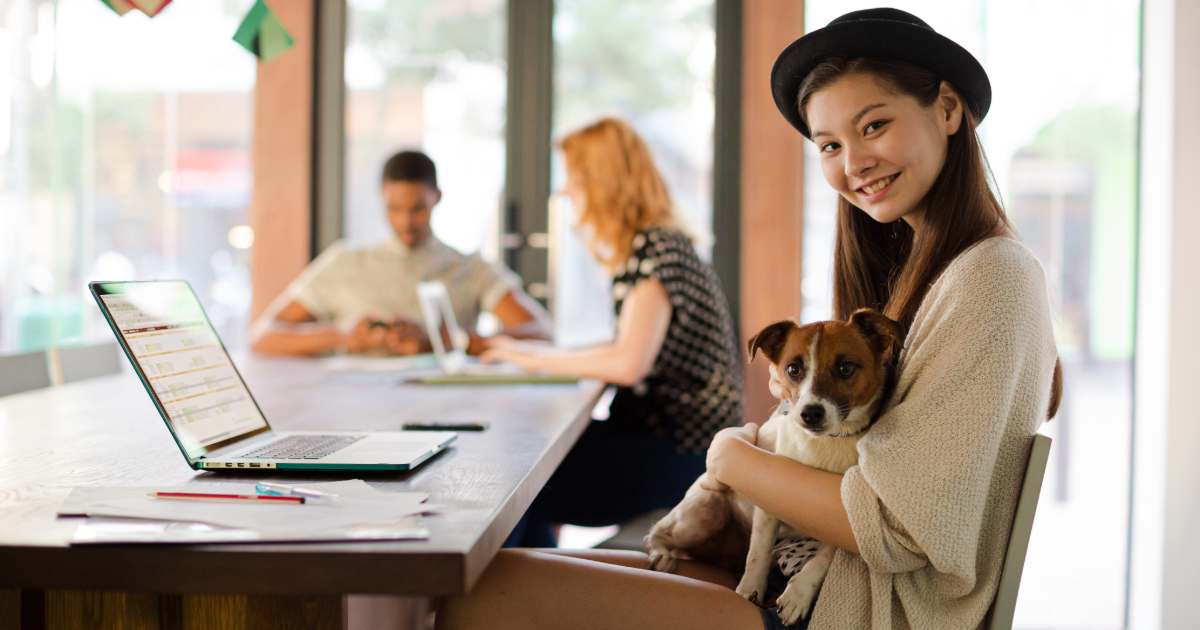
<box><xmin>747</xmin><ymin>319</ymin><xmax>799</xmax><ymax>364</ymax></box>
<box><xmin>751</xmin><ymin>310</ymin><xmax>903</xmax><ymax>437</ymax></box>
<box><xmin>848</xmin><ymin>308</ymin><xmax>904</xmax><ymax>356</ymax></box>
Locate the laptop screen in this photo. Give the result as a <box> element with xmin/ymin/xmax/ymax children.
<box><xmin>91</xmin><ymin>281</ymin><xmax>270</xmax><ymax>460</ymax></box>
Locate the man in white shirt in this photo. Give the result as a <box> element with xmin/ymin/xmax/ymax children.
<box><xmin>252</xmin><ymin>151</ymin><xmax>550</xmax><ymax>356</ymax></box>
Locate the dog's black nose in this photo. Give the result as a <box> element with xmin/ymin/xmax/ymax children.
<box><xmin>799</xmin><ymin>404</ymin><xmax>825</xmax><ymax>426</ymax></box>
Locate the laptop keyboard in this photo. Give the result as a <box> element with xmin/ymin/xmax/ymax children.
<box><xmin>238</xmin><ymin>435</ymin><xmax>365</xmax><ymax>460</ymax></box>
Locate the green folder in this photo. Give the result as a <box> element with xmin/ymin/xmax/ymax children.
<box><xmin>417</xmin><ymin>375</ymin><xmax>581</xmax><ymax>386</ymax></box>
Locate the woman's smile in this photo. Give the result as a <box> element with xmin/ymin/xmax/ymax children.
<box><xmin>856</xmin><ymin>173</ymin><xmax>900</xmax><ymax>202</ymax></box>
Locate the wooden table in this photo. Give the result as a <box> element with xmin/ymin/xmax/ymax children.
<box><xmin>0</xmin><ymin>355</ymin><xmax>604</xmax><ymax>629</ymax></box>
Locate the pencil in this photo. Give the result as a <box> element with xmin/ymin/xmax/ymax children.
<box><xmin>149</xmin><ymin>492</ymin><xmax>305</xmax><ymax>504</ymax></box>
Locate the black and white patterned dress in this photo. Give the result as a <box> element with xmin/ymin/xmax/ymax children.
<box><xmin>607</xmin><ymin>227</ymin><xmax>743</xmax><ymax>454</ymax></box>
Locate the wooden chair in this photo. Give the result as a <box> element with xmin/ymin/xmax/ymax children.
<box><xmin>54</xmin><ymin>342</ymin><xmax>122</xmax><ymax>384</ymax></box>
<box><xmin>985</xmin><ymin>433</ymin><xmax>1053</xmax><ymax>630</ymax></box>
<box><xmin>0</xmin><ymin>350</ymin><xmax>51</xmax><ymax>397</ymax></box>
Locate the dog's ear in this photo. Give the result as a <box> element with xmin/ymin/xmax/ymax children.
<box><xmin>747</xmin><ymin>319</ymin><xmax>799</xmax><ymax>363</ymax></box>
<box><xmin>849</xmin><ymin>309</ymin><xmax>904</xmax><ymax>355</ymax></box>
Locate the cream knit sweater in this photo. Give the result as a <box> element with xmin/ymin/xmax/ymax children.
<box><xmin>808</xmin><ymin>237</ymin><xmax>1057</xmax><ymax>630</ymax></box>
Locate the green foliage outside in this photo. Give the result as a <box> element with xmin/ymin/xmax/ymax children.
<box><xmin>553</xmin><ymin>0</ymin><xmax>712</xmax><ymax>133</ymax></box>
<box><xmin>348</xmin><ymin>0</ymin><xmax>506</xmax><ymax>86</ymax></box>
<box><xmin>1023</xmin><ymin>105</ymin><xmax>1138</xmax><ymax>361</ymax></box>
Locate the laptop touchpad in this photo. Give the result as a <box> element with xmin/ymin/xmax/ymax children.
<box><xmin>333</xmin><ymin>440</ymin><xmax>432</xmax><ymax>464</ymax></box>
<box><xmin>353</xmin><ymin>445</ymin><xmax>424</xmax><ymax>456</ymax></box>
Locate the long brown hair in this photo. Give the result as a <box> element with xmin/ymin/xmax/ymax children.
<box><xmin>558</xmin><ymin>118</ymin><xmax>678</xmax><ymax>272</ymax></box>
<box><xmin>798</xmin><ymin>57</ymin><xmax>1062</xmax><ymax>418</ymax></box>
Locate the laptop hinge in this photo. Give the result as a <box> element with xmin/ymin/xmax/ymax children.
<box><xmin>203</xmin><ymin>430</ymin><xmax>278</xmax><ymax>460</ymax></box>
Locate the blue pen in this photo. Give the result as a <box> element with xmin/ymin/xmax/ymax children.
<box><xmin>255</xmin><ymin>482</ymin><xmax>341</xmax><ymax>504</ymax></box>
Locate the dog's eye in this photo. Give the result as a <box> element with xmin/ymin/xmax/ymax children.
<box><xmin>785</xmin><ymin>363</ymin><xmax>802</xmax><ymax>378</ymax></box>
<box><xmin>838</xmin><ymin>363</ymin><xmax>856</xmax><ymax>378</ymax></box>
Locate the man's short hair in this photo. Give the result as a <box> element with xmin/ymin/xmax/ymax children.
<box><xmin>382</xmin><ymin>150</ymin><xmax>438</xmax><ymax>190</ymax></box>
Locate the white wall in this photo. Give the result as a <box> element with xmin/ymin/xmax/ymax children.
<box><xmin>1130</xmin><ymin>0</ymin><xmax>1200</xmax><ymax>627</ymax></box>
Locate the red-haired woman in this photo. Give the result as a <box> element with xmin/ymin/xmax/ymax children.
<box><xmin>485</xmin><ymin>117</ymin><xmax>744</xmax><ymax>548</ymax></box>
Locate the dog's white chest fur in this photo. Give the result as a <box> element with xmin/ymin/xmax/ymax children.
<box><xmin>757</xmin><ymin>404</ymin><xmax>863</xmax><ymax>475</ymax></box>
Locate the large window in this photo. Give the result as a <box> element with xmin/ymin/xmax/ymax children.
<box><xmin>553</xmin><ymin>0</ymin><xmax>715</xmax><ymax>256</ymax></box>
<box><xmin>550</xmin><ymin>0</ymin><xmax>715</xmax><ymax>346</ymax></box>
<box><xmin>802</xmin><ymin>2</ymin><xmax>1140</xmax><ymax>627</ymax></box>
<box><xmin>0</xmin><ymin>0</ymin><xmax>255</xmax><ymax>353</ymax></box>
<box><xmin>343</xmin><ymin>0</ymin><xmax>507</xmax><ymax>257</ymax></box>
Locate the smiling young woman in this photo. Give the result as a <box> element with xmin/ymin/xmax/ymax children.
<box><xmin>434</xmin><ymin>9</ymin><xmax>1061</xmax><ymax>630</ymax></box>
<box><xmin>798</xmin><ymin>57</ymin><xmax>1026</xmax><ymax>337</ymax></box>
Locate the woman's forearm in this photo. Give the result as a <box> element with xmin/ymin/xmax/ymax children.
<box><xmin>716</xmin><ymin>440</ymin><xmax>860</xmax><ymax>554</ymax></box>
<box><xmin>520</xmin><ymin>343</ymin><xmax>650</xmax><ymax>386</ymax></box>
<box><xmin>485</xmin><ymin>278</ymin><xmax>671</xmax><ymax>385</ymax></box>
<box><xmin>500</xmin><ymin>320</ymin><xmax>554</xmax><ymax>342</ymax></box>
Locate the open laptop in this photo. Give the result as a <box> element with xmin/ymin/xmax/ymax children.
<box><xmin>90</xmin><ymin>280</ymin><xmax>456</xmax><ymax>471</ymax></box>
<box><xmin>416</xmin><ymin>281</ymin><xmax>477</xmax><ymax>374</ymax></box>
<box><xmin>415</xmin><ymin>281</ymin><xmax>578</xmax><ymax>384</ymax></box>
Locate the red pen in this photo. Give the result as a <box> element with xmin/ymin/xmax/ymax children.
<box><xmin>149</xmin><ymin>492</ymin><xmax>305</xmax><ymax>504</ymax></box>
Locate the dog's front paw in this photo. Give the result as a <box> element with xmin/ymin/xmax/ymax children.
<box><xmin>735</xmin><ymin>578</ymin><xmax>768</xmax><ymax>606</ymax></box>
<box><xmin>775</xmin><ymin>573</ymin><xmax>820</xmax><ymax>625</ymax></box>
<box><xmin>646</xmin><ymin>549</ymin><xmax>677</xmax><ymax>573</ymax></box>
<box><xmin>643</xmin><ymin>534</ymin><xmax>678</xmax><ymax>573</ymax></box>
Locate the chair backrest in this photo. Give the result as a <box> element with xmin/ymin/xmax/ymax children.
<box><xmin>984</xmin><ymin>433</ymin><xmax>1053</xmax><ymax>630</ymax></box>
<box><xmin>56</xmin><ymin>342</ymin><xmax>123</xmax><ymax>384</ymax></box>
<box><xmin>0</xmin><ymin>350</ymin><xmax>52</xmax><ymax>397</ymax></box>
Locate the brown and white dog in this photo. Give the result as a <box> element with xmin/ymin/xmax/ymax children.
<box><xmin>644</xmin><ymin>309</ymin><xmax>903</xmax><ymax>624</ymax></box>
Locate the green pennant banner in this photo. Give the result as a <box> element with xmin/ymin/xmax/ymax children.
<box><xmin>233</xmin><ymin>0</ymin><xmax>294</xmax><ymax>62</ymax></box>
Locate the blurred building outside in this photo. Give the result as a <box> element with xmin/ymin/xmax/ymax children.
<box><xmin>0</xmin><ymin>0</ymin><xmax>256</xmax><ymax>355</ymax></box>
<box><xmin>550</xmin><ymin>0</ymin><xmax>716</xmax><ymax>347</ymax></box>
<box><xmin>343</xmin><ymin>0</ymin><xmax>507</xmax><ymax>259</ymax></box>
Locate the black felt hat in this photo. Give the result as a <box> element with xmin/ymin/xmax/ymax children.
<box><xmin>770</xmin><ymin>8</ymin><xmax>992</xmax><ymax>139</ymax></box>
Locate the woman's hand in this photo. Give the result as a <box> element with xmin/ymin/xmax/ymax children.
<box><xmin>768</xmin><ymin>364</ymin><xmax>786</xmax><ymax>400</ymax></box>
<box><xmin>480</xmin><ymin>336</ymin><xmax>548</xmax><ymax>371</ymax></box>
<box><xmin>705</xmin><ymin>423</ymin><xmax>759</xmax><ymax>486</ymax></box>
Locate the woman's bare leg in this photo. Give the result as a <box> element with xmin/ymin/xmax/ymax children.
<box><xmin>436</xmin><ymin>549</ymin><xmax>762</xmax><ymax>630</ymax></box>
<box><xmin>533</xmin><ymin>548</ymin><xmax>741</xmax><ymax>590</ymax></box>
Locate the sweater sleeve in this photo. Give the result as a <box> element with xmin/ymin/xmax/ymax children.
<box><xmin>842</xmin><ymin>240</ymin><xmax>1052</xmax><ymax>590</ymax></box>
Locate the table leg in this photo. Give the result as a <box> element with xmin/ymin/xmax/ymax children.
<box><xmin>1</xmin><ymin>590</ymin><xmax>436</xmax><ymax>630</ymax></box>
<box><xmin>11</xmin><ymin>590</ymin><xmax>344</xmax><ymax>630</ymax></box>
<box><xmin>182</xmin><ymin>593</ymin><xmax>343</xmax><ymax>630</ymax></box>
<box><xmin>20</xmin><ymin>589</ymin><xmax>44</xmax><ymax>630</ymax></box>
<box><xmin>45</xmin><ymin>590</ymin><xmax>158</xmax><ymax>629</ymax></box>
<box><xmin>0</xmin><ymin>589</ymin><xmax>19</xmax><ymax>630</ymax></box>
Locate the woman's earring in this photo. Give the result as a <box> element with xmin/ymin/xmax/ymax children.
<box><xmin>891</xmin><ymin>221</ymin><xmax>900</xmax><ymax>240</ymax></box>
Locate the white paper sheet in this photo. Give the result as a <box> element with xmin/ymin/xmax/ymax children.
<box><xmin>71</xmin><ymin>515</ymin><xmax>430</xmax><ymax>544</ymax></box>
<box><xmin>58</xmin><ymin>480</ymin><xmax>434</xmax><ymax>534</ymax></box>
